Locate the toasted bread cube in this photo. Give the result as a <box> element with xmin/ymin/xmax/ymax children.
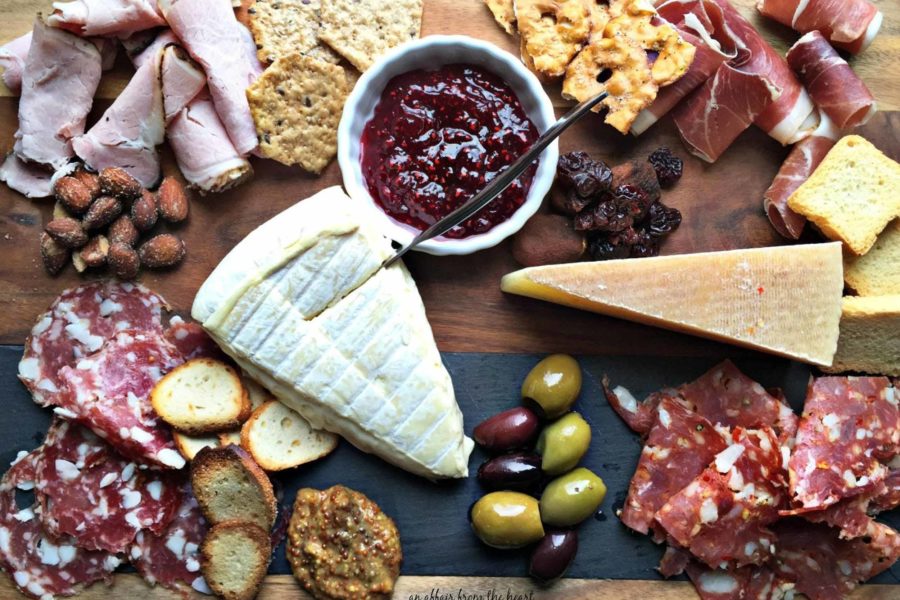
<box><xmin>823</xmin><ymin>295</ymin><xmax>900</xmax><ymax>376</ymax></box>
<box><xmin>241</xmin><ymin>401</ymin><xmax>339</xmax><ymax>471</ymax></box>
<box><xmin>173</xmin><ymin>431</ymin><xmax>220</xmax><ymax>461</ymax></box>
<box><xmin>200</xmin><ymin>520</ymin><xmax>271</xmax><ymax>600</ymax></box>
<box><xmin>788</xmin><ymin>135</ymin><xmax>900</xmax><ymax>255</ymax></box>
<box><xmin>191</xmin><ymin>445</ymin><xmax>276</xmax><ymax>531</ymax></box>
<box><xmin>844</xmin><ymin>220</ymin><xmax>900</xmax><ymax>296</ymax></box>
<box><xmin>151</xmin><ymin>358</ymin><xmax>251</xmax><ymax>435</ymax></box>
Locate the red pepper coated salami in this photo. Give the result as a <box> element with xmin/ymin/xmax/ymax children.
<box><xmin>0</xmin><ymin>447</ymin><xmax>120</xmax><ymax>599</ymax></box>
<box><xmin>620</xmin><ymin>397</ymin><xmax>727</xmax><ymax>535</ymax></box>
<box><xmin>18</xmin><ymin>282</ymin><xmax>167</xmax><ymax>407</ymax></box>
<box><xmin>57</xmin><ymin>330</ymin><xmax>186</xmax><ymax>469</ymax></box>
<box><xmin>656</xmin><ymin>427</ymin><xmax>787</xmax><ymax>568</ymax></box>
<box><xmin>787</xmin><ymin>377</ymin><xmax>898</xmax><ymax>511</ymax></box>
<box><xmin>34</xmin><ymin>419</ymin><xmax>182</xmax><ymax>553</ymax></box>
<box><xmin>130</xmin><ymin>483</ymin><xmax>209</xmax><ymax>595</ymax></box>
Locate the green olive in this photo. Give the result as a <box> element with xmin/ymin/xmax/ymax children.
<box><xmin>521</xmin><ymin>354</ymin><xmax>582</xmax><ymax>419</ymax></box>
<box><xmin>536</xmin><ymin>412</ymin><xmax>591</xmax><ymax>475</ymax></box>
<box><xmin>540</xmin><ymin>467</ymin><xmax>607</xmax><ymax>527</ymax></box>
<box><xmin>470</xmin><ymin>491</ymin><xmax>545</xmax><ymax>549</ymax></box>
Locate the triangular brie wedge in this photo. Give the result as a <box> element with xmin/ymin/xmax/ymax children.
<box><xmin>192</xmin><ymin>187</ymin><xmax>473</xmax><ymax>478</ymax></box>
<box><xmin>501</xmin><ymin>243</ymin><xmax>844</xmax><ymax>366</ymax></box>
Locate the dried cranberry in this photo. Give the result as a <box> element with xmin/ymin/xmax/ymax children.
<box><xmin>574</xmin><ymin>198</ymin><xmax>634</xmax><ymax>233</ymax></box>
<box><xmin>557</xmin><ymin>152</ymin><xmax>612</xmax><ymax>199</ymax></box>
<box><xmin>648</xmin><ymin>147</ymin><xmax>683</xmax><ymax>188</ymax></box>
<box><xmin>629</xmin><ymin>230</ymin><xmax>660</xmax><ymax>257</ymax></box>
<box><xmin>647</xmin><ymin>202</ymin><xmax>682</xmax><ymax>237</ymax></box>
<box><xmin>612</xmin><ymin>184</ymin><xmax>653</xmax><ymax>221</ymax></box>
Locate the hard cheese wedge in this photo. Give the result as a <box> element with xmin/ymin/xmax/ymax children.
<box><xmin>192</xmin><ymin>187</ymin><xmax>473</xmax><ymax>479</ymax></box>
<box><xmin>501</xmin><ymin>243</ymin><xmax>844</xmax><ymax>366</ymax></box>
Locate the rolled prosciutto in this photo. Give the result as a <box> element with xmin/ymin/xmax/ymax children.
<box><xmin>756</xmin><ymin>0</ymin><xmax>882</xmax><ymax>55</ymax></box>
<box><xmin>159</xmin><ymin>0</ymin><xmax>259</xmax><ymax>156</ymax></box>
<box><xmin>0</xmin><ymin>32</ymin><xmax>32</xmax><ymax>94</ymax></box>
<box><xmin>48</xmin><ymin>0</ymin><xmax>165</xmax><ymax>37</ymax></box>
<box><xmin>13</xmin><ymin>20</ymin><xmax>102</xmax><ymax>170</ymax></box>
<box><xmin>73</xmin><ymin>46</ymin><xmax>165</xmax><ymax>187</ymax></box>
<box><xmin>786</xmin><ymin>31</ymin><xmax>875</xmax><ymax>130</ymax></box>
<box><xmin>763</xmin><ymin>113</ymin><xmax>839</xmax><ymax>239</ymax></box>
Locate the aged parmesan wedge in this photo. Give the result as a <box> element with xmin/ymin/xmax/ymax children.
<box><xmin>501</xmin><ymin>243</ymin><xmax>844</xmax><ymax>366</ymax></box>
<box><xmin>192</xmin><ymin>186</ymin><xmax>473</xmax><ymax>479</ymax></box>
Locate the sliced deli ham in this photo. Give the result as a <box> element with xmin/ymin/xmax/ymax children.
<box><xmin>786</xmin><ymin>31</ymin><xmax>876</xmax><ymax>130</ymax></box>
<box><xmin>756</xmin><ymin>0</ymin><xmax>882</xmax><ymax>55</ymax></box>
<box><xmin>0</xmin><ymin>153</ymin><xmax>53</xmax><ymax>199</ymax></box>
<box><xmin>762</xmin><ymin>112</ymin><xmax>839</xmax><ymax>240</ymax></box>
<box><xmin>49</xmin><ymin>0</ymin><xmax>166</xmax><ymax>37</ymax></box>
<box><xmin>0</xmin><ymin>32</ymin><xmax>32</xmax><ymax>94</ymax></box>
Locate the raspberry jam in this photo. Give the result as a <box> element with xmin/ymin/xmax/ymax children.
<box><xmin>360</xmin><ymin>64</ymin><xmax>539</xmax><ymax>239</ymax></box>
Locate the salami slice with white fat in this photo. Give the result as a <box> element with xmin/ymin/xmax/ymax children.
<box><xmin>0</xmin><ymin>448</ymin><xmax>120</xmax><ymax>599</ymax></box>
<box><xmin>130</xmin><ymin>483</ymin><xmax>210</xmax><ymax>595</ymax></box>
<box><xmin>602</xmin><ymin>380</ymin><xmax>679</xmax><ymax>436</ymax></box>
<box><xmin>684</xmin><ymin>563</ymin><xmax>787</xmax><ymax>600</ymax></box>
<box><xmin>57</xmin><ymin>330</ymin><xmax>186</xmax><ymax>469</ymax></box>
<box><xmin>34</xmin><ymin>418</ymin><xmax>182</xmax><ymax>553</ymax></box>
<box><xmin>164</xmin><ymin>316</ymin><xmax>225</xmax><ymax>361</ymax></box>
<box><xmin>620</xmin><ymin>397</ymin><xmax>727</xmax><ymax>536</ymax></box>
<box><xmin>18</xmin><ymin>282</ymin><xmax>167</xmax><ymax>407</ymax></box>
<box><xmin>787</xmin><ymin>377</ymin><xmax>898</xmax><ymax>511</ymax></box>
<box><xmin>656</xmin><ymin>427</ymin><xmax>787</xmax><ymax>568</ymax></box>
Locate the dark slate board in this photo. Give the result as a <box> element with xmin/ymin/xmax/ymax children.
<box><xmin>0</xmin><ymin>346</ymin><xmax>897</xmax><ymax>584</ymax></box>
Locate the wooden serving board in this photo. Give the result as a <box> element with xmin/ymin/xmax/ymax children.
<box><xmin>0</xmin><ymin>0</ymin><xmax>899</xmax><ymax>599</ymax></box>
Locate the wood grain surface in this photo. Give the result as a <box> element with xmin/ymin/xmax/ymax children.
<box><xmin>0</xmin><ymin>1</ymin><xmax>899</xmax><ymax>600</ymax></box>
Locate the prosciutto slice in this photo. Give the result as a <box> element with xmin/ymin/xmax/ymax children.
<box><xmin>786</xmin><ymin>31</ymin><xmax>875</xmax><ymax>130</ymax></box>
<box><xmin>13</xmin><ymin>20</ymin><xmax>102</xmax><ymax>170</ymax></box>
<box><xmin>756</xmin><ymin>0</ymin><xmax>882</xmax><ymax>55</ymax></box>
<box><xmin>159</xmin><ymin>0</ymin><xmax>259</xmax><ymax>155</ymax></box>
<box><xmin>73</xmin><ymin>44</ymin><xmax>165</xmax><ymax>187</ymax></box>
<box><xmin>48</xmin><ymin>0</ymin><xmax>166</xmax><ymax>37</ymax></box>
<box><xmin>763</xmin><ymin>112</ymin><xmax>839</xmax><ymax>239</ymax></box>
<box><xmin>0</xmin><ymin>32</ymin><xmax>32</xmax><ymax>94</ymax></box>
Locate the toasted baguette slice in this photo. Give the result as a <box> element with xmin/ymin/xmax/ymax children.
<box><xmin>241</xmin><ymin>374</ymin><xmax>275</xmax><ymax>411</ymax></box>
<box><xmin>241</xmin><ymin>401</ymin><xmax>339</xmax><ymax>471</ymax></box>
<box><xmin>173</xmin><ymin>431</ymin><xmax>220</xmax><ymax>460</ymax></box>
<box><xmin>823</xmin><ymin>295</ymin><xmax>900</xmax><ymax>376</ymax></box>
<box><xmin>151</xmin><ymin>358</ymin><xmax>251</xmax><ymax>435</ymax></box>
<box><xmin>191</xmin><ymin>445</ymin><xmax>276</xmax><ymax>531</ymax></box>
<box><xmin>844</xmin><ymin>220</ymin><xmax>900</xmax><ymax>296</ymax></box>
<box><xmin>201</xmin><ymin>520</ymin><xmax>271</xmax><ymax>600</ymax></box>
<box><xmin>218</xmin><ymin>430</ymin><xmax>242</xmax><ymax>446</ymax></box>
<box><xmin>787</xmin><ymin>135</ymin><xmax>900</xmax><ymax>255</ymax></box>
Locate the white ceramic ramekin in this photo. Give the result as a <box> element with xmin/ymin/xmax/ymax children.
<box><xmin>337</xmin><ymin>35</ymin><xmax>558</xmax><ymax>256</ymax></box>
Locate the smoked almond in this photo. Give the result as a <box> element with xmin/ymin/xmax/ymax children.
<box><xmin>53</xmin><ymin>176</ymin><xmax>93</xmax><ymax>215</ymax></box>
<box><xmin>108</xmin><ymin>215</ymin><xmax>139</xmax><ymax>247</ymax></box>
<box><xmin>108</xmin><ymin>242</ymin><xmax>140</xmax><ymax>279</ymax></box>
<box><xmin>45</xmin><ymin>217</ymin><xmax>88</xmax><ymax>248</ymax></box>
<box><xmin>72</xmin><ymin>168</ymin><xmax>101</xmax><ymax>199</ymax></box>
<box><xmin>158</xmin><ymin>177</ymin><xmax>189</xmax><ymax>222</ymax></box>
<box><xmin>99</xmin><ymin>167</ymin><xmax>142</xmax><ymax>199</ymax></box>
<box><xmin>139</xmin><ymin>234</ymin><xmax>185</xmax><ymax>268</ymax></box>
<box><xmin>131</xmin><ymin>190</ymin><xmax>159</xmax><ymax>231</ymax></box>
<box><xmin>40</xmin><ymin>232</ymin><xmax>69</xmax><ymax>275</ymax></box>
<box><xmin>82</xmin><ymin>196</ymin><xmax>122</xmax><ymax>230</ymax></box>
<box><xmin>79</xmin><ymin>235</ymin><xmax>110</xmax><ymax>268</ymax></box>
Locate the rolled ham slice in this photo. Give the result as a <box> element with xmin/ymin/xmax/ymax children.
<box><xmin>0</xmin><ymin>32</ymin><xmax>32</xmax><ymax>94</ymax></box>
<box><xmin>125</xmin><ymin>28</ymin><xmax>178</xmax><ymax>68</ymax></box>
<box><xmin>786</xmin><ymin>31</ymin><xmax>875</xmax><ymax>130</ymax></box>
<box><xmin>159</xmin><ymin>0</ymin><xmax>259</xmax><ymax>156</ymax></box>
<box><xmin>763</xmin><ymin>112</ymin><xmax>839</xmax><ymax>239</ymax></box>
<box><xmin>49</xmin><ymin>0</ymin><xmax>165</xmax><ymax>37</ymax></box>
<box><xmin>13</xmin><ymin>20</ymin><xmax>102</xmax><ymax>170</ymax></box>
<box><xmin>0</xmin><ymin>154</ymin><xmax>53</xmax><ymax>198</ymax></box>
<box><xmin>756</xmin><ymin>0</ymin><xmax>882</xmax><ymax>55</ymax></box>
<box><xmin>73</xmin><ymin>45</ymin><xmax>165</xmax><ymax>187</ymax></box>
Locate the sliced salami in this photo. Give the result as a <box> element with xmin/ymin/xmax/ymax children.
<box><xmin>164</xmin><ymin>316</ymin><xmax>225</xmax><ymax>362</ymax></box>
<box><xmin>684</xmin><ymin>563</ymin><xmax>787</xmax><ymax>600</ymax></box>
<box><xmin>0</xmin><ymin>448</ymin><xmax>120</xmax><ymax>599</ymax></box>
<box><xmin>770</xmin><ymin>519</ymin><xmax>900</xmax><ymax>599</ymax></box>
<box><xmin>34</xmin><ymin>419</ymin><xmax>182</xmax><ymax>553</ymax></box>
<box><xmin>602</xmin><ymin>380</ymin><xmax>678</xmax><ymax>436</ymax></box>
<box><xmin>656</xmin><ymin>427</ymin><xmax>787</xmax><ymax>568</ymax></box>
<box><xmin>57</xmin><ymin>330</ymin><xmax>186</xmax><ymax>469</ymax></box>
<box><xmin>658</xmin><ymin>545</ymin><xmax>690</xmax><ymax>578</ymax></box>
<box><xmin>130</xmin><ymin>483</ymin><xmax>209</xmax><ymax>595</ymax></box>
<box><xmin>872</xmin><ymin>465</ymin><xmax>900</xmax><ymax>513</ymax></box>
<box><xmin>18</xmin><ymin>282</ymin><xmax>167</xmax><ymax>407</ymax></box>
<box><xmin>787</xmin><ymin>377</ymin><xmax>898</xmax><ymax>511</ymax></box>
<box><xmin>620</xmin><ymin>397</ymin><xmax>727</xmax><ymax>535</ymax></box>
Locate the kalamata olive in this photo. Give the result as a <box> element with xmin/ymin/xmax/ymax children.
<box><xmin>470</xmin><ymin>491</ymin><xmax>545</xmax><ymax>549</ymax></box>
<box><xmin>521</xmin><ymin>354</ymin><xmax>582</xmax><ymax>419</ymax></box>
<box><xmin>536</xmin><ymin>412</ymin><xmax>591</xmax><ymax>475</ymax></box>
<box><xmin>540</xmin><ymin>467</ymin><xmax>606</xmax><ymax>527</ymax></box>
<box><xmin>473</xmin><ymin>407</ymin><xmax>540</xmax><ymax>453</ymax></box>
<box><xmin>477</xmin><ymin>452</ymin><xmax>543</xmax><ymax>491</ymax></box>
<box><xmin>529</xmin><ymin>529</ymin><xmax>578</xmax><ymax>582</ymax></box>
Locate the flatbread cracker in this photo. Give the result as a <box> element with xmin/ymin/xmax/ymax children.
<box><xmin>246</xmin><ymin>54</ymin><xmax>349</xmax><ymax>173</ymax></box>
<box><xmin>248</xmin><ymin>0</ymin><xmax>341</xmax><ymax>64</ymax></box>
<box><xmin>485</xmin><ymin>0</ymin><xmax>516</xmax><ymax>34</ymax></box>
<box><xmin>318</xmin><ymin>0</ymin><xmax>423</xmax><ymax>72</ymax></box>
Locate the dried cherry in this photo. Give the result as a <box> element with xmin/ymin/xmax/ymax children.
<box><xmin>647</xmin><ymin>202</ymin><xmax>682</xmax><ymax>238</ymax></box>
<box><xmin>648</xmin><ymin>147</ymin><xmax>683</xmax><ymax>188</ymax></box>
<box><xmin>557</xmin><ymin>152</ymin><xmax>613</xmax><ymax>200</ymax></box>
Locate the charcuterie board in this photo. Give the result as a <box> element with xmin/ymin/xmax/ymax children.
<box><xmin>0</xmin><ymin>0</ymin><xmax>898</xmax><ymax>599</ymax></box>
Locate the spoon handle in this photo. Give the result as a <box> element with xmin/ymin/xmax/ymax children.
<box><xmin>383</xmin><ymin>91</ymin><xmax>608</xmax><ymax>267</ymax></box>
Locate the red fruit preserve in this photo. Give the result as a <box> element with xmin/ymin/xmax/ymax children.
<box><xmin>360</xmin><ymin>64</ymin><xmax>539</xmax><ymax>239</ymax></box>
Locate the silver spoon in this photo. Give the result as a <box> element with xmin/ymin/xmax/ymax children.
<box><xmin>383</xmin><ymin>90</ymin><xmax>609</xmax><ymax>268</ymax></box>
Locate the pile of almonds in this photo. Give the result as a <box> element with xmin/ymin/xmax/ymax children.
<box><xmin>42</xmin><ymin>167</ymin><xmax>189</xmax><ymax>279</ymax></box>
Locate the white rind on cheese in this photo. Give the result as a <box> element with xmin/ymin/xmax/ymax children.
<box><xmin>192</xmin><ymin>186</ymin><xmax>473</xmax><ymax>479</ymax></box>
<box><xmin>500</xmin><ymin>243</ymin><xmax>844</xmax><ymax>366</ymax></box>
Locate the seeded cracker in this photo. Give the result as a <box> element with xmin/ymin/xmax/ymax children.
<box><xmin>246</xmin><ymin>54</ymin><xmax>349</xmax><ymax>173</ymax></box>
<box><xmin>318</xmin><ymin>0</ymin><xmax>423</xmax><ymax>72</ymax></box>
<box><xmin>248</xmin><ymin>0</ymin><xmax>341</xmax><ymax>64</ymax></box>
